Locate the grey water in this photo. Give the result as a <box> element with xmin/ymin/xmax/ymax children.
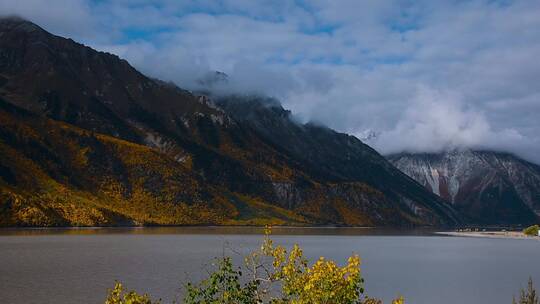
<box><xmin>0</xmin><ymin>227</ymin><xmax>539</xmax><ymax>304</ymax></box>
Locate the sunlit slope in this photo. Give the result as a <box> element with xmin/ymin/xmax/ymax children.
<box><xmin>0</xmin><ymin>101</ymin><xmax>310</xmax><ymax>226</ymax></box>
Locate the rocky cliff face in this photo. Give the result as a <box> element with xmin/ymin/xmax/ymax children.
<box><xmin>0</xmin><ymin>17</ymin><xmax>461</xmax><ymax>227</ymax></box>
<box><xmin>389</xmin><ymin>150</ymin><xmax>540</xmax><ymax>224</ymax></box>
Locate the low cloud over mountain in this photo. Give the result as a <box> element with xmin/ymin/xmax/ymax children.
<box><xmin>368</xmin><ymin>86</ymin><xmax>540</xmax><ymax>163</ymax></box>
<box><xmin>2</xmin><ymin>0</ymin><xmax>540</xmax><ymax>163</ymax></box>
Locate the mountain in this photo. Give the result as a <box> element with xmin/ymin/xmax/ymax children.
<box><xmin>388</xmin><ymin>150</ymin><xmax>540</xmax><ymax>225</ymax></box>
<box><xmin>0</xmin><ymin>17</ymin><xmax>461</xmax><ymax>227</ymax></box>
<box><xmin>215</xmin><ymin>95</ymin><xmax>459</xmax><ymax>223</ymax></box>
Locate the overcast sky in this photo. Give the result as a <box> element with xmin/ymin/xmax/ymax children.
<box><xmin>2</xmin><ymin>0</ymin><xmax>540</xmax><ymax>163</ymax></box>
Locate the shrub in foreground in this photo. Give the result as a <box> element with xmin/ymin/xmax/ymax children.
<box><xmin>105</xmin><ymin>282</ymin><xmax>157</xmax><ymax>304</ymax></box>
<box><xmin>105</xmin><ymin>227</ymin><xmax>403</xmax><ymax>303</ymax></box>
<box><xmin>513</xmin><ymin>278</ymin><xmax>538</xmax><ymax>304</ymax></box>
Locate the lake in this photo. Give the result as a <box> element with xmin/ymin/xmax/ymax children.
<box><xmin>0</xmin><ymin>227</ymin><xmax>539</xmax><ymax>304</ymax></box>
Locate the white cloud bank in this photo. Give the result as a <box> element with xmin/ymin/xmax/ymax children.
<box><xmin>369</xmin><ymin>87</ymin><xmax>539</xmax><ymax>161</ymax></box>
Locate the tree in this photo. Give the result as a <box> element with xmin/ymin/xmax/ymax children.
<box><xmin>105</xmin><ymin>282</ymin><xmax>158</xmax><ymax>304</ymax></box>
<box><xmin>513</xmin><ymin>278</ymin><xmax>538</xmax><ymax>304</ymax></box>
<box><xmin>523</xmin><ymin>225</ymin><xmax>539</xmax><ymax>237</ymax></box>
<box><xmin>183</xmin><ymin>226</ymin><xmax>403</xmax><ymax>304</ymax></box>
<box><xmin>106</xmin><ymin>227</ymin><xmax>404</xmax><ymax>303</ymax></box>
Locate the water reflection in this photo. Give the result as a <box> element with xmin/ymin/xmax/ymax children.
<box><xmin>0</xmin><ymin>226</ymin><xmax>441</xmax><ymax>236</ymax></box>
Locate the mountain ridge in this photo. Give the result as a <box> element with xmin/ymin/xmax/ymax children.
<box><xmin>388</xmin><ymin>149</ymin><xmax>540</xmax><ymax>224</ymax></box>
<box><xmin>0</xmin><ymin>17</ymin><xmax>461</xmax><ymax>227</ymax></box>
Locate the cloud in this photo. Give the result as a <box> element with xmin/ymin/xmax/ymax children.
<box><xmin>0</xmin><ymin>0</ymin><xmax>101</xmax><ymax>42</ymax></box>
<box><xmin>369</xmin><ymin>86</ymin><xmax>540</xmax><ymax>162</ymax></box>
<box><xmin>1</xmin><ymin>0</ymin><xmax>540</xmax><ymax>163</ymax></box>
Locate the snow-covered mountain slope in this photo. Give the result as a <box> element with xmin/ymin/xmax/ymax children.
<box><xmin>388</xmin><ymin>150</ymin><xmax>540</xmax><ymax>224</ymax></box>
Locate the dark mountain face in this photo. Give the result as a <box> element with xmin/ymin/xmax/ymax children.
<box><xmin>215</xmin><ymin>96</ymin><xmax>461</xmax><ymax>224</ymax></box>
<box><xmin>388</xmin><ymin>150</ymin><xmax>540</xmax><ymax>225</ymax></box>
<box><xmin>0</xmin><ymin>17</ymin><xmax>223</xmax><ymax>141</ymax></box>
<box><xmin>0</xmin><ymin>17</ymin><xmax>461</xmax><ymax>227</ymax></box>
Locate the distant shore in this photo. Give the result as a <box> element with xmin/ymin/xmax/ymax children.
<box><xmin>437</xmin><ymin>230</ymin><xmax>540</xmax><ymax>240</ymax></box>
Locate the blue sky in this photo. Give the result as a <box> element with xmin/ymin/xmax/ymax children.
<box><xmin>1</xmin><ymin>0</ymin><xmax>540</xmax><ymax>163</ymax></box>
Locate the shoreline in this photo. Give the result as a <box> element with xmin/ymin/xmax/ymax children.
<box><xmin>0</xmin><ymin>225</ymin><xmax>388</xmax><ymax>237</ymax></box>
<box><xmin>437</xmin><ymin>231</ymin><xmax>540</xmax><ymax>240</ymax></box>
<box><xmin>3</xmin><ymin>226</ymin><xmax>538</xmax><ymax>239</ymax></box>
<box><xmin>0</xmin><ymin>225</ymin><xmax>377</xmax><ymax>230</ymax></box>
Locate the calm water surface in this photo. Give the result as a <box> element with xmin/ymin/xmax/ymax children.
<box><xmin>0</xmin><ymin>227</ymin><xmax>539</xmax><ymax>304</ymax></box>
